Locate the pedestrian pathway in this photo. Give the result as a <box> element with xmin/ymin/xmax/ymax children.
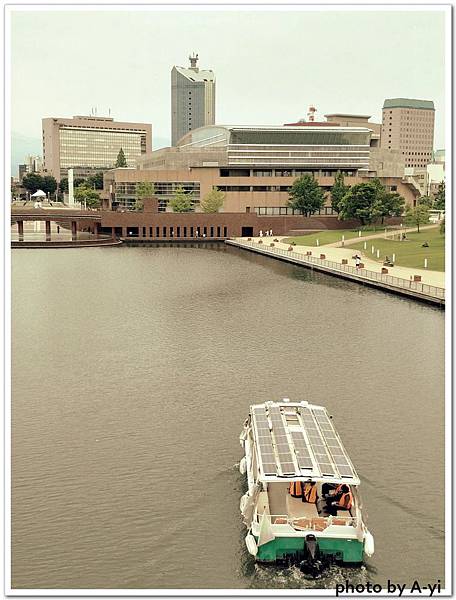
<box><xmin>246</xmin><ymin>236</ymin><xmax>445</xmax><ymax>288</ymax></box>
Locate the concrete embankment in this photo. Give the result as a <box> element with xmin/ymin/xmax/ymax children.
<box><xmin>12</xmin><ymin>238</ymin><xmax>122</xmax><ymax>249</ymax></box>
<box><xmin>226</xmin><ymin>238</ymin><xmax>445</xmax><ymax>307</ymax></box>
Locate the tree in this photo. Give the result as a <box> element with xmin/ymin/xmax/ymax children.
<box><xmin>115</xmin><ymin>147</ymin><xmax>127</xmax><ymax>168</ymax></box>
<box><xmin>338</xmin><ymin>182</ymin><xmax>380</xmax><ymax>225</ymax></box>
<box><xmin>22</xmin><ymin>173</ymin><xmax>44</xmax><ymax>194</ymax></box>
<box><xmin>405</xmin><ymin>203</ymin><xmax>429</xmax><ymax>233</ymax></box>
<box><xmin>169</xmin><ymin>186</ymin><xmax>193</xmax><ymax>212</ymax></box>
<box><xmin>74</xmin><ymin>184</ymin><xmax>101</xmax><ymax>209</ymax></box>
<box><xmin>434</xmin><ymin>181</ymin><xmax>445</xmax><ymax>210</ymax></box>
<box><xmin>41</xmin><ymin>175</ymin><xmax>58</xmax><ymax>196</ymax></box>
<box><xmin>134</xmin><ymin>182</ymin><xmax>155</xmax><ymax>211</ymax></box>
<box><xmin>136</xmin><ymin>182</ymin><xmax>155</xmax><ymax>198</ymax></box>
<box><xmin>375</xmin><ymin>191</ymin><xmax>405</xmax><ymax>224</ymax></box>
<box><xmin>200</xmin><ymin>187</ymin><xmax>225</xmax><ymax>213</ymax></box>
<box><xmin>287</xmin><ymin>174</ymin><xmax>325</xmax><ymax>217</ymax></box>
<box><xmin>330</xmin><ymin>171</ymin><xmax>350</xmax><ymax>214</ymax></box>
<box><xmin>338</xmin><ymin>179</ymin><xmax>405</xmax><ymax>226</ymax></box>
<box><xmin>418</xmin><ymin>195</ymin><xmax>433</xmax><ymax>208</ymax></box>
<box><xmin>86</xmin><ymin>172</ymin><xmax>104</xmax><ymax>190</ymax></box>
<box><xmin>59</xmin><ymin>178</ymin><xmax>68</xmax><ymax>193</ymax></box>
<box><xmin>59</xmin><ymin>177</ymin><xmax>85</xmax><ymax>194</ymax></box>
<box><xmin>440</xmin><ymin>218</ymin><xmax>445</xmax><ymax>234</ymax></box>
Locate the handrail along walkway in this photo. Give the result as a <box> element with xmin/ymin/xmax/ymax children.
<box><xmin>227</xmin><ymin>239</ymin><xmax>445</xmax><ymax>303</ymax></box>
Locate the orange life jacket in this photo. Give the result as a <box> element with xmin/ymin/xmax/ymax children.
<box><xmin>336</xmin><ymin>490</ymin><xmax>353</xmax><ymax>510</ymax></box>
<box><xmin>302</xmin><ymin>483</ymin><xmax>317</xmax><ymax>503</ymax></box>
<box><xmin>289</xmin><ymin>481</ymin><xmax>303</xmax><ymax>497</ymax></box>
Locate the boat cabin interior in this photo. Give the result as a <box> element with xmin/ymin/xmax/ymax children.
<box><xmin>256</xmin><ymin>481</ymin><xmax>355</xmax><ymax>527</ymax></box>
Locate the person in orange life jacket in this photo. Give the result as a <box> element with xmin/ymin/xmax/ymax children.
<box><xmin>325</xmin><ymin>484</ymin><xmax>353</xmax><ymax>515</ymax></box>
<box><xmin>302</xmin><ymin>482</ymin><xmax>317</xmax><ymax>503</ymax></box>
<box><xmin>288</xmin><ymin>481</ymin><xmax>303</xmax><ymax>498</ymax></box>
<box><xmin>289</xmin><ymin>481</ymin><xmax>317</xmax><ymax>503</ymax></box>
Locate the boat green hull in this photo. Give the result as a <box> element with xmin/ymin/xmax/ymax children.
<box><xmin>255</xmin><ymin>536</ymin><xmax>364</xmax><ymax>564</ymax></box>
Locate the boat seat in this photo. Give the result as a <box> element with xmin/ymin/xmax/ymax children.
<box><xmin>273</xmin><ymin>517</ymin><xmax>288</xmax><ymax>524</ymax></box>
<box><xmin>292</xmin><ymin>516</ymin><xmax>328</xmax><ymax>531</ymax></box>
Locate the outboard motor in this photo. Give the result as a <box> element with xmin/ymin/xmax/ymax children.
<box><xmin>299</xmin><ymin>534</ymin><xmax>326</xmax><ymax>577</ymax></box>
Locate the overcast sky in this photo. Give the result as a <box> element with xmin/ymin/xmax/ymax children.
<box><xmin>10</xmin><ymin>7</ymin><xmax>447</xmax><ymax>168</ymax></box>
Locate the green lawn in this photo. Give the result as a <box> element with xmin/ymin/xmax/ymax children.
<box><xmin>283</xmin><ymin>226</ymin><xmax>393</xmax><ymax>247</ymax></box>
<box><xmin>349</xmin><ymin>227</ymin><xmax>445</xmax><ymax>271</ymax></box>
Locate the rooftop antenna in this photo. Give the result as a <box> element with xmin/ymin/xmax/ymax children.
<box><xmin>189</xmin><ymin>52</ymin><xmax>199</xmax><ymax>71</ymax></box>
<box><xmin>307</xmin><ymin>105</ymin><xmax>317</xmax><ymax>122</ymax></box>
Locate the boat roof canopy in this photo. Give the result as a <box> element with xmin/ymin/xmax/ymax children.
<box><xmin>250</xmin><ymin>400</ymin><xmax>360</xmax><ymax>485</ymax></box>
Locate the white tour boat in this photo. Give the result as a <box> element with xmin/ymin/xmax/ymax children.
<box><xmin>239</xmin><ymin>399</ymin><xmax>374</xmax><ymax>571</ymax></box>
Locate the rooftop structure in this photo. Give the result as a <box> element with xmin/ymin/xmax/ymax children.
<box><xmin>383</xmin><ymin>98</ymin><xmax>435</xmax><ymax>110</ymax></box>
<box><xmin>173</xmin><ymin>124</ymin><xmax>372</xmax><ymax>170</ymax></box>
<box><xmin>325</xmin><ymin>114</ymin><xmax>382</xmax><ymax>142</ymax></box>
<box><xmin>171</xmin><ymin>54</ymin><xmax>216</xmax><ymax>146</ymax></box>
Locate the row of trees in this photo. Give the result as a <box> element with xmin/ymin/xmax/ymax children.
<box><xmin>134</xmin><ymin>182</ymin><xmax>226</xmax><ymax>213</ymax></box>
<box><xmin>21</xmin><ymin>173</ymin><xmax>58</xmax><ymax>195</ymax></box>
<box><xmin>21</xmin><ymin>171</ymin><xmax>103</xmax><ymax>207</ymax></box>
<box><xmin>287</xmin><ymin>173</ymin><xmax>405</xmax><ymax>225</ymax></box>
<box><xmin>287</xmin><ymin>172</ymin><xmax>445</xmax><ymax>227</ymax></box>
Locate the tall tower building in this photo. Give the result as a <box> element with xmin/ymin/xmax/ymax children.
<box><xmin>380</xmin><ymin>98</ymin><xmax>435</xmax><ymax>169</ymax></box>
<box><xmin>171</xmin><ymin>54</ymin><xmax>215</xmax><ymax>146</ymax></box>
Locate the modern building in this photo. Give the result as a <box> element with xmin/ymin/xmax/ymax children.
<box><xmin>404</xmin><ymin>163</ymin><xmax>445</xmax><ymax>199</ymax></box>
<box><xmin>171</xmin><ymin>54</ymin><xmax>215</xmax><ymax>146</ymax></box>
<box><xmin>380</xmin><ymin>98</ymin><xmax>435</xmax><ymax>169</ymax></box>
<box><xmin>433</xmin><ymin>149</ymin><xmax>445</xmax><ymax>165</ymax></box>
<box><xmin>18</xmin><ymin>155</ymin><xmax>43</xmax><ymax>181</ymax></box>
<box><xmin>42</xmin><ymin>115</ymin><xmax>152</xmax><ymax>180</ymax></box>
<box><xmin>18</xmin><ymin>164</ymin><xmax>28</xmax><ymax>182</ymax></box>
<box><xmin>103</xmin><ymin>123</ymin><xmax>417</xmax><ymax>212</ymax></box>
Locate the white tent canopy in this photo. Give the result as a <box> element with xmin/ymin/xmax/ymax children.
<box><xmin>31</xmin><ymin>189</ymin><xmax>46</xmax><ymax>197</ymax></box>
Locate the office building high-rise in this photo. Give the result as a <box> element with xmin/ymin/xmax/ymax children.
<box><xmin>171</xmin><ymin>53</ymin><xmax>215</xmax><ymax>146</ymax></box>
<box><xmin>380</xmin><ymin>98</ymin><xmax>435</xmax><ymax>169</ymax></box>
<box><xmin>42</xmin><ymin>115</ymin><xmax>152</xmax><ymax>180</ymax></box>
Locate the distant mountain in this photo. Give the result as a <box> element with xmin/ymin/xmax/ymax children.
<box><xmin>11</xmin><ymin>132</ymin><xmax>41</xmax><ymax>177</ymax></box>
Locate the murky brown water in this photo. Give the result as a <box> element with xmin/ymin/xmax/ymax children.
<box><xmin>11</xmin><ymin>244</ymin><xmax>445</xmax><ymax>590</ymax></box>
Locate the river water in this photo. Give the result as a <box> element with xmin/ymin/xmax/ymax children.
<box><xmin>11</xmin><ymin>244</ymin><xmax>445</xmax><ymax>590</ymax></box>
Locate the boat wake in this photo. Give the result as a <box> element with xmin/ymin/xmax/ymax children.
<box><xmin>247</xmin><ymin>562</ymin><xmax>371</xmax><ymax>590</ymax></box>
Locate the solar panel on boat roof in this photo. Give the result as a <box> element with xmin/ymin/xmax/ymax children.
<box><xmin>268</xmin><ymin>405</ymin><xmax>296</xmax><ymax>476</ymax></box>
<box><xmin>290</xmin><ymin>431</ymin><xmax>313</xmax><ymax>470</ymax></box>
<box><xmin>299</xmin><ymin>407</ymin><xmax>335</xmax><ymax>477</ymax></box>
<box><xmin>252</xmin><ymin>407</ymin><xmax>278</xmax><ymax>476</ymax></box>
<box><xmin>310</xmin><ymin>407</ymin><xmax>355</xmax><ymax>479</ymax></box>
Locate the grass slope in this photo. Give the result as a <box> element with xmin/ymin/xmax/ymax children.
<box><xmin>349</xmin><ymin>227</ymin><xmax>445</xmax><ymax>271</ymax></box>
<box><xmin>283</xmin><ymin>226</ymin><xmax>392</xmax><ymax>247</ymax></box>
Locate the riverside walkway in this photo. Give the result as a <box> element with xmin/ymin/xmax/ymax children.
<box><xmin>226</xmin><ymin>237</ymin><xmax>445</xmax><ymax>307</ymax></box>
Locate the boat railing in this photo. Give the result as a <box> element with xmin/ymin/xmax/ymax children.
<box><xmin>258</xmin><ymin>513</ymin><xmax>357</xmax><ymax>530</ymax></box>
